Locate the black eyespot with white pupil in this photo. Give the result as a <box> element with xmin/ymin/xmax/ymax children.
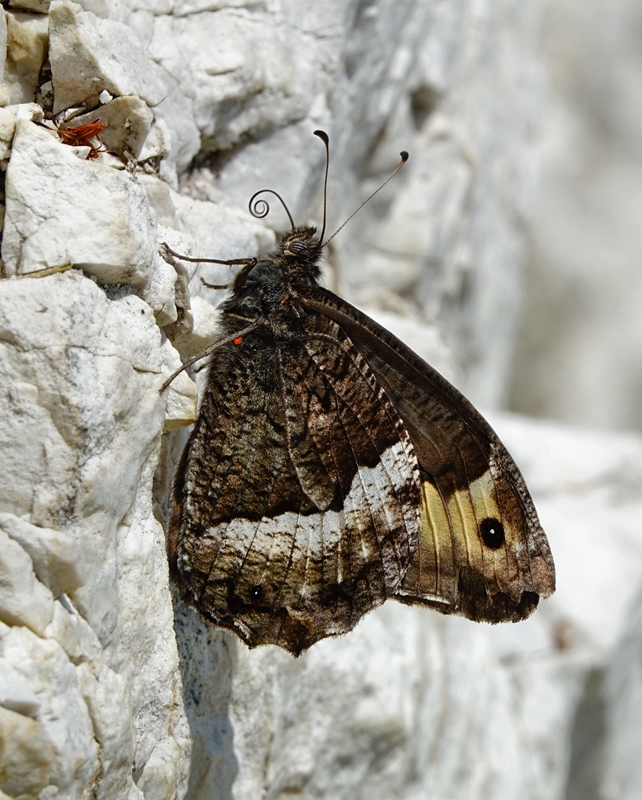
<box><xmin>288</xmin><ymin>240</ymin><xmax>309</xmax><ymax>257</ymax></box>
<box><xmin>479</xmin><ymin>518</ymin><xmax>505</xmax><ymax>549</ymax></box>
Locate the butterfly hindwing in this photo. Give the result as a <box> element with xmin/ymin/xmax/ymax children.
<box><xmin>169</xmin><ymin>311</ymin><xmax>422</xmax><ymax>655</ymax></box>
<box><xmin>300</xmin><ymin>287</ymin><xmax>556</xmax><ymax>622</ymax></box>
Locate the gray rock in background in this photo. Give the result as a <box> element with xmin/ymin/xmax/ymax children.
<box><xmin>0</xmin><ymin>2</ymin><xmax>640</xmax><ymax>799</ymax></box>
<box><xmin>511</xmin><ymin>0</ymin><xmax>642</xmax><ymax>433</ymax></box>
<box><xmin>602</xmin><ymin>588</ymin><xmax>642</xmax><ymax>800</ymax></box>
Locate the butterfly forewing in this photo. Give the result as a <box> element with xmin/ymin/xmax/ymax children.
<box><xmin>169</xmin><ymin>313</ymin><xmax>422</xmax><ymax>655</ymax></box>
<box><xmin>300</xmin><ymin>288</ymin><xmax>556</xmax><ymax>622</ymax></box>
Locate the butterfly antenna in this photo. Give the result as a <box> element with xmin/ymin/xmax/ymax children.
<box><xmin>249</xmin><ymin>189</ymin><xmax>295</xmax><ymax>231</ymax></box>
<box><xmin>321</xmin><ymin>149</ymin><xmax>409</xmax><ymax>248</ymax></box>
<box><xmin>313</xmin><ymin>130</ymin><xmax>330</xmax><ymax>243</ymax></box>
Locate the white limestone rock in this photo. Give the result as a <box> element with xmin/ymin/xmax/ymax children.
<box><xmin>151</xmin><ymin>73</ymin><xmax>201</xmax><ymax>177</ymax></box>
<box><xmin>0</xmin><ymin>657</ymin><xmax>40</xmax><ymax>717</ymax></box>
<box><xmin>173</xmin><ymin>0</ymin><xmax>262</xmax><ymax>14</ymax></box>
<box><xmin>0</xmin><ymin>10</ymin><xmax>7</xmax><ymax>95</ymax></box>
<box><xmin>0</xmin><ymin>513</ymin><xmax>85</xmax><ymax>597</ymax></box>
<box><xmin>162</xmin><ymin>366</ymin><xmax>198</xmax><ymax>431</ymax></box>
<box><xmin>0</xmin><ymin>623</ymin><xmax>101</xmax><ymax>796</ymax></box>
<box><xmin>148</xmin><ymin>8</ymin><xmax>323</xmax><ymax>151</ymax></box>
<box><xmin>49</xmin><ymin>1</ymin><xmax>167</xmax><ymax>113</ymax></box>
<box><xmin>0</xmin><ymin>272</ymin><xmax>191</xmax><ymax>798</ymax></box>
<box><xmin>44</xmin><ymin>596</ymin><xmax>103</xmax><ymax>664</ymax></box>
<box><xmin>0</xmin><ymin>102</ymin><xmax>43</xmax><ymax>160</ymax></box>
<box><xmin>168</xmin><ymin>295</ymin><xmax>219</xmax><ymax>358</ymax></box>
<box><xmin>0</xmin><ymin>527</ymin><xmax>55</xmax><ymax>635</ymax></box>
<box><xmin>138</xmin><ymin>114</ymin><xmax>172</xmax><ymax>164</ymax></box>
<box><xmin>75</xmin><ymin>659</ymin><xmax>139</xmax><ymax>800</ymax></box>
<box><xmin>7</xmin><ymin>0</ymin><xmax>51</xmax><ymax>11</ymax></box>
<box><xmin>3</xmin><ymin>120</ymin><xmax>160</xmax><ymax>289</ymax></box>
<box><xmin>3</xmin><ymin>9</ymin><xmax>48</xmax><ymax>105</ymax></box>
<box><xmin>145</xmin><ymin>250</ymin><xmax>180</xmax><ymax>325</ymax></box>
<box><xmin>602</xmin><ymin>588</ymin><xmax>642</xmax><ymax>800</ymax></box>
<box><xmin>66</xmin><ymin>95</ymin><xmax>155</xmax><ymax>160</ymax></box>
<box><xmin>0</xmin><ymin>704</ymin><xmax>55</xmax><ymax>798</ymax></box>
<box><xmin>512</xmin><ymin>0</ymin><xmax>642</xmax><ymax>434</ymax></box>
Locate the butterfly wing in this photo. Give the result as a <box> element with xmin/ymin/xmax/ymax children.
<box><xmin>169</xmin><ymin>314</ymin><xmax>422</xmax><ymax>655</ymax></box>
<box><xmin>300</xmin><ymin>287</ymin><xmax>555</xmax><ymax>622</ymax></box>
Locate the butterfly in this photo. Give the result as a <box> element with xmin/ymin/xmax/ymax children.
<box><xmin>163</xmin><ymin>131</ymin><xmax>555</xmax><ymax>656</ymax></box>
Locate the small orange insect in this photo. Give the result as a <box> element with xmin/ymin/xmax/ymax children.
<box><xmin>56</xmin><ymin>120</ymin><xmax>107</xmax><ymax>159</ymax></box>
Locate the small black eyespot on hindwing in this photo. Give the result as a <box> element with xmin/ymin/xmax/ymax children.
<box><xmin>251</xmin><ymin>585</ymin><xmax>263</xmax><ymax>601</ymax></box>
<box><xmin>479</xmin><ymin>518</ymin><xmax>505</xmax><ymax>550</ymax></box>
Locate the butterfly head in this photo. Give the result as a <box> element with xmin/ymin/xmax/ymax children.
<box><xmin>223</xmin><ymin>226</ymin><xmax>323</xmax><ymax>321</ymax></box>
<box><xmin>277</xmin><ymin>227</ymin><xmax>323</xmax><ymax>281</ymax></box>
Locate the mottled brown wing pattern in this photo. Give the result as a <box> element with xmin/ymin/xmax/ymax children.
<box><xmin>169</xmin><ymin>315</ymin><xmax>422</xmax><ymax>655</ymax></box>
<box><xmin>300</xmin><ymin>288</ymin><xmax>556</xmax><ymax>622</ymax></box>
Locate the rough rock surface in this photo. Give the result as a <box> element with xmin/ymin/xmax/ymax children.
<box><xmin>0</xmin><ymin>2</ymin><xmax>640</xmax><ymax>800</ymax></box>
<box><xmin>511</xmin><ymin>0</ymin><xmax>642</xmax><ymax>433</ymax></box>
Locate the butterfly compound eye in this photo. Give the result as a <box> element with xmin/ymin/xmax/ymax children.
<box><xmin>287</xmin><ymin>240</ymin><xmax>309</xmax><ymax>257</ymax></box>
<box><xmin>479</xmin><ymin>518</ymin><xmax>505</xmax><ymax>549</ymax></box>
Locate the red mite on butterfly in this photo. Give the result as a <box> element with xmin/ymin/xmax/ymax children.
<box><xmin>159</xmin><ymin>130</ymin><xmax>555</xmax><ymax>656</ymax></box>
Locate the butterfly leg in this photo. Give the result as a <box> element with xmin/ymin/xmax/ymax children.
<box><xmin>159</xmin><ymin>321</ymin><xmax>264</xmax><ymax>393</ymax></box>
<box><xmin>160</xmin><ymin>242</ymin><xmax>256</xmax><ymax>269</ymax></box>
